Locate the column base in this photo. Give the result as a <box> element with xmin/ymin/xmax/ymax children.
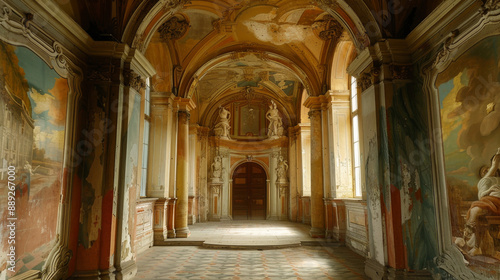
<box><xmin>175</xmin><ymin>227</ymin><xmax>191</xmax><ymax>238</ymax></box>
<box><xmin>113</xmin><ymin>260</ymin><xmax>137</xmax><ymax>280</ymax></box>
<box><xmin>167</xmin><ymin>229</ymin><xmax>176</xmax><ymax>238</ymax></box>
<box><xmin>154</xmin><ymin>229</ymin><xmax>168</xmax><ymax>242</ymax></box>
<box><xmin>309</xmin><ymin>227</ymin><xmax>325</xmax><ymax>238</ymax></box>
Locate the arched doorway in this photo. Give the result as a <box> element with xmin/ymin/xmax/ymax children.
<box><xmin>232</xmin><ymin>162</ymin><xmax>267</xmax><ymax>220</ymax></box>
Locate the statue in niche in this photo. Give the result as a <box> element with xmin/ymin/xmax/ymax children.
<box><xmin>214</xmin><ymin>106</ymin><xmax>231</xmax><ymax>139</ymax></box>
<box><xmin>458</xmin><ymin>148</ymin><xmax>500</xmax><ymax>258</ymax></box>
<box><xmin>276</xmin><ymin>155</ymin><xmax>288</xmax><ymax>183</ymax></box>
<box><xmin>266</xmin><ymin>100</ymin><xmax>284</xmax><ymax>138</ymax></box>
<box><xmin>210</xmin><ymin>155</ymin><xmax>223</xmax><ymax>183</ymax></box>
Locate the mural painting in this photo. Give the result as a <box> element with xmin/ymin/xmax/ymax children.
<box><xmin>387</xmin><ymin>82</ymin><xmax>438</xmax><ymax>270</ymax></box>
<box><xmin>120</xmin><ymin>91</ymin><xmax>141</xmax><ymax>263</ymax></box>
<box><xmin>437</xmin><ymin>35</ymin><xmax>500</xmax><ymax>273</ymax></box>
<box><xmin>0</xmin><ymin>40</ymin><xmax>67</xmax><ymax>275</ymax></box>
<box><xmin>232</xmin><ymin>101</ymin><xmax>267</xmax><ymax>140</ymax></box>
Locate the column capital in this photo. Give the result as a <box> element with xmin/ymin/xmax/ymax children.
<box><xmin>173</xmin><ymin>97</ymin><xmax>196</xmax><ymax>111</ymax></box>
<box><xmin>308</xmin><ymin>109</ymin><xmax>322</xmax><ymax>120</ymax></box>
<box><xmin>303</xmin><ymin>96</ymin><xmax>323</xmax><ymax>110</ymax></box>
<box><xmin>178</xmin><ymin>110</ymin><xmax>191</xmax><ymax>122</ymax></box>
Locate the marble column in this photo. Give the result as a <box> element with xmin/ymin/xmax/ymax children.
<box><xmin>309</xmin><ymin>108</ymin><xmax>325</xmax><ymax>237</ymax></box>
<box><xmin>175</xmin><ymin>110</ymin><xmax>190</xmax><ymax>237</ymax></box>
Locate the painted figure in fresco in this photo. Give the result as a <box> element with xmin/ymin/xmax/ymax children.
<box><xmin>463</xmin><ymin>149</ymin><xmax>500</xmax><ymax>256</ymax></box>
<box><xmin>214</xmin><ymin>106</ymin><xmax>231</xmax><ymax>139</ymax></box>
<box><xmin>266</xmin><ymin>100</ymin><xmax>284</xmax><ymax>138</ymax></box>
<box><xmin>276</xmin><ymin>155</ymin><xmax>288</xmax><ymax>182</ymax></box>
<box><xmin>15</xmin><ymin>174</ymin><xmax>29</xmax><ymax>199</ymax></box>
<box><xmin>211</xmin><ymin>155</ymin><xmax>223</xmax><ymax>180</ymax></box>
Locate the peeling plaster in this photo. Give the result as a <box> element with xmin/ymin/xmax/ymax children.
<box><xmin>400</xmin><ymin>163</ymin><xmax>413</xmax><ymax>224</ymax></box>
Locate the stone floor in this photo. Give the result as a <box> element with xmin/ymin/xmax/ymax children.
<box><xmin>135</xmin><ymin>220</ymin><xmax>368</xmax><ymax>279</ymax></box>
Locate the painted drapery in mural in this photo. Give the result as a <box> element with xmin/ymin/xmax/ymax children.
<box><xmin>437</xmin><ymin>35</ymin><xmax>500</xmax><ymax>273</ymax></box>
<box><xmin>0</xmin><ymin>40</ymin><xmax>68</xmax><ymax>275</ymax></box>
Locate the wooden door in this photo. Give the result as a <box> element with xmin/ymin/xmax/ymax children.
<box><xmin>232</xmin><ymin>162</ymin><xmax>267</xmax><ymax>220</ymax></box>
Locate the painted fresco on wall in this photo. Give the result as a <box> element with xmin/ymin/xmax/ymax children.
<box><xmin>0</xmin><ymin>40</ymin><xmax>67</xmax><ymax>275</ymax></box>
<box><xmin>387</xmin><ymin>82</ymin><xmax>439</xmax><ymax>270</ymax></box>
<box><xmin>437</xmin><ymin>35</ymin><xmax>500</xmax><ymax>273</ymax></box>
<box><xmin>121</xmin><ymin>91</ymin><xmax>141</xmax><ymax>263</ymax></box>
<box><xmin>232</xmin><ymin>101</ymin><xmax>267</xmax><ymax>140</ymax></box>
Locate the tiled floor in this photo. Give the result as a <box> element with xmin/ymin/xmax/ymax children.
<box><xmin>156</xmin><ymin>220</ymin><xmax>332</xmax><ymax>247</ymax></box>
<box><xmin>135</xmin><ymin>246</ymin><xmax>368</xmax><ymax>279</ymax></box>
<box><xmin>135</xmin><ymin>220</ymin><xmax>368</xmax><ymax>279</ymax></box>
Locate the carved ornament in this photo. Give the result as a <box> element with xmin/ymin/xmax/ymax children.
<box><xmin>358</xmin><ymin>72</ymin><xmax>372</xmax><ymax>92</ymax></box>
<box><xmin>433</xmin><ymin>30</ymin><xmax>459</xmax><ymax>68</ymax></box>
<box><xmin>314</xmin><ymin>0</ymin><xmax>340</xmax><ymax>10</ymax></box>
<box><xmin>318</xmin><ymin>16</ymin><xmax>343</xmax><ymax>41</ymax></box>
<box><xmin>480</xmin><ymin>0</ymin><xmax>500</xmax><ymax>14</ymax></box>
<box><xmin>391</xmin><ymin>64</ymin><xmax>412</xmax><ymax>80</ymax></box>
<box><xmin>159</xmin><ymin>17</ymin><xmax>190</xmax><ymax>41</ymax></box>
<box><xmin>164</xmin><ymin>0</ymin><xmax>191</xmax><ymax>10</ymax></box>
<box><xmin>123</xmin><ymin>69</ymin><xmax>146</xmax><ymax>91</ymax></box>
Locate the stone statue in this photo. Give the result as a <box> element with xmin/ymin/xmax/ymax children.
<box><xmin>276</xmin><ymin>155</ymin><xmax>288</xmax><ymax>183</ymax></box>
<box><xmin>459</xmin><ymin>148</ymin><xmax>500</xmax><ymax>257</ymax></box>
<box><xmin>214</xmin><ymin>106</ymin><xmax>231</xmax><ymax>139</ymax></box>
<box><xmin>266</xmin><ymin>100</ymin><xmax>284</xmax><ymax>138</ymax></box>
<box><xmin>211</xmin><ymin>155</ymin><xmax>223</xmax><ymax>182</ymax></box>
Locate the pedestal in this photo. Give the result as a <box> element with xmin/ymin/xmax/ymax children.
<box><xmin>166</xmin><ymin>198</ymin><xmax>177</xmax><ymax>238</ymax></box>
<box><xmin>277</xmin><ymin>181</ymin><xmax>288</xmax><ymax>220</ymax></box>
<box><xmin>208</xmin><ymin>181</ymin><xmax>223</xmax><ymax>221</ymax></box>
<box><xmin>153</xmin><ymin>198</ymin><xmax>169</xmax><ymax>243</ymax></box>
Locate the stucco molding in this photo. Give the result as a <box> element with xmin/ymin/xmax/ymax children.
<box><xmin>422</xmin><ymin>5</ymin><xmax>500</xmax><ymax>279</ymax></box>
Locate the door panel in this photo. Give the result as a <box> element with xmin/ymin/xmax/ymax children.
<box><xmin>232</xmin><ymin>162</ymin><xmax>267</xmax><ymax>220</ymax></box>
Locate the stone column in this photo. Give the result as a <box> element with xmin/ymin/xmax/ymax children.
<box><xmin>288</xmin><ymin>126</ymin><xmax>299</xmax><ymax>221</ymax></box>
<box><xmin>175</xmin><ymin>110</ymin><xmax>191</xmax><ymax>237</ymax></box>
<box><xmin>306</xmin><ymin>102</ymin><xmax>325</xmax><ymax>237</ymax></box>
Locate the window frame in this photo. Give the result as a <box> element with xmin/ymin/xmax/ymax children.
<box><xmin>350</xmin><ymin>76</ymin><xmax>362</xmax><ymax>198</ymax></box>
<box><xmin>140</xmin><ymin>78</ymin><xmax>151</xmax><ymax>197</ymax></box>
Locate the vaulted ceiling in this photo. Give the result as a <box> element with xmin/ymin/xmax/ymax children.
<box><xmin>52</xmin><ymin>0</ymin><xmax>442</xmax><ymax>125</ymax></box>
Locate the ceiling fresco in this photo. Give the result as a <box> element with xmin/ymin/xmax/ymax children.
<box><xmin>195</xmin><ymin>53</ymin><xmax>301</xmax><ymax>102</ymax></box>
<box><xmin>141</xmin><ymin>2</ymin><xmax>349</xmax><ymax>124</ymax></box>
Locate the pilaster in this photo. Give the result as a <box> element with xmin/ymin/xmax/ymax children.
<box><xmin>304</xmin><ymin>96</ymin><xmax>325</xmax><ymax>237</ymax></box>
<box><xmin>174</xmin><ymin>110</ymin><xmax>192</xmax><ymax>238</ymax></box>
